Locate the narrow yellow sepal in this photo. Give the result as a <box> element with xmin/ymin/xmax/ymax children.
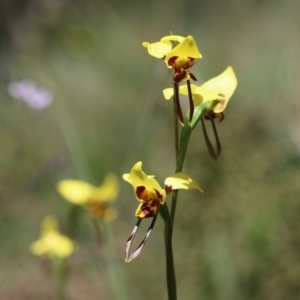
<box><xmin>142</xmin><ymin>40</ymin><xmax>172</xmax><ymax>58</ymax></box>
<box><xmin>165</xmin><ymin>173</ymin><xmax>203</xmax><ymax>192</ymax></box>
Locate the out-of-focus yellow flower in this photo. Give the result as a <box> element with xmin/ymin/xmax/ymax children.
<box><xmin>57</xmin><ymin>174</ymin><xmax>119</xmax><ymax>221</ymax></box>
<box><xmin>123</xmin><ymin>161</ymin><xmax>202</xmax><ymax>219</ymax></box>
<box><xmin>143</xmin><ymin>35</ymin><xmax>202</xmax><ymax>83</ymax></box>
<box><xmin>30</xmin><ymin>216</ymin><xmax>75</xmax><ymax>258</ymax></box>
<box><xmin>163</xmin><ymin>66</ymin><xmax>237</xmax><ymax>120</ymax></box>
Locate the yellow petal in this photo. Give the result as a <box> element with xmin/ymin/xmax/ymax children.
<box><xmin>162</xmin><ymin>88</ymin><xmax>174</xmax><ymax>100</ymax></box>
<box><xmin>123</xmin><ymin>162</ymin><xmax>166</xmax><ymax>202</ymax></box>
<box><xmin>193</xmin><ymin>86</ymin><xmax>220</xmax><ymax>106</ymax></box>
<box><xmin>54</xmin><ymin>235</ymin><xmax>75</xmax><ymax>258</ymax></box>
<box><xmin>123</xmin><ymin>162</ymin><xmax>161</xmax><ymax>191</ymax></box>
<box><xmin>43</xmin><ymin>232</ymin><xmax>75</xmax><ymax>258</ymax></box>
<box><xmin>201</xmin><ymin>66</ymin><xmax>237</xmax><ymax>113</ymax></box>
<box><xmin>142</xmin><ymin>40</ymin><xmax>172</xmax><ymax>58</ymax></box>
<box><xmin>57</xmin><ymin>180</ymin><xmax>95</xmax><ymax>205</ymax></box>
<box><xmin>165</xmin><ymin>173</ymin><xmax>203</xmax><ymax>192</ymax></box>
<box><xmin>165</xmin><ymin>36</ymin><xmax>202</xmax><ymax>62</ymax></box>
<box><xmin>91</xmin><ymin>173</ymin><xmax>119</xmax><ymax>202</ymax></box>
<box><xmin>31</xmin><ymin>217</ymin><xmax>75</xmax><ymax>258</ymax></box>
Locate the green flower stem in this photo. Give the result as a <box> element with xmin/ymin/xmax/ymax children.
<box><xmin>164</xmin><ymin>95</ymin><xmax>208</xmax><ymax>300</ymax></box>
<box><xmin>160</xmin><ymin>83</ymin><xmax>182</xmax><ymax>300</ymax></box>
<box><xmin>170</xmin><ymin>82</ymin><xmax>180</xmax><ymax>235</ymax></box>
<box><xmin>51</xmin><ymin>256</ymin><xmax>67</xmax><ymax>300</ymax></box>
<box><xmin>186</xmin><ymin>80</ymin><xmax>194</xmax><ymax>122</ymax></box>
<box><xmin>173</xmin><ymin>82</ymin><xmax>183</xmax><ymax>124</ymax></box>
<box><xmin>159</xmin><ymin>204</ymin><xmax>177</xmax><ymax>300</ymax></box>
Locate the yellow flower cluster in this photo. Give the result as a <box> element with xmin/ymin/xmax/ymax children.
<box><xmin>143</xmin><ymin>34</ymin><xmax>237</xmax><ymax>119</ymax></box>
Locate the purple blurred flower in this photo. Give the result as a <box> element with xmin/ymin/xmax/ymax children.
<box><xmin>7</xmin><ymin>79</ymin><xmax>53</xmax><ymax>110</ymax></box>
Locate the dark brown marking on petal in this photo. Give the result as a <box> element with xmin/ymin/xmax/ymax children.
<box><xmin>168</xmin><ymin>56</ymin><xmax>178</xmax><ymax>68</ymax></box>
<box><xmin>185</xmin><ymin>57</ymin><xmax>196</xmax><ymax>69</ymax></box>
<box><xmin>136</xmin><ymin>186</ymin><xmax>146</xmax><ymax>199</ymax></box>
<box><xmin>173</xmin><ymin>71</ymin><xmax>186</xmax><ymax>83</ymax></box>
<box><xmin>218</xmin><ymin>93</ymin><xmax>226</xmax><ymax>97</ymax></box>
<box><xmin>165</xmin><ymin>185</ymin><xmax>173</xmax><ymax>195</ymax></box>
<box><xmin>140</xmin><ymin>201</ymin><xmax>159</xmax><ymax>218</ymax></box>
<box><xmin>154</xmin><ymin>189</ymin><xmax>164</xmax><ymax>203</ymax></box>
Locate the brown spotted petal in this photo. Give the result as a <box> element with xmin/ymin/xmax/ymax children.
<box><xmin>135</xmin><ymin>200</ymin><xmax>159</xmax><ymax>218</ymax></box>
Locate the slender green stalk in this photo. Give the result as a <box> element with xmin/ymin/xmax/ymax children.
<box><xmin>170</xmin><ymin>81</ymin><xmax>180</xmax><ymax>234</ymax></box>
<box><xmin>163</xmin><ymin>82</ymin><xmax>180</xmax><ymax>300</ymax></box>
<box><xmin>51</xmin><ymin>256</ymin><xmax>66</xmax><ymax>300</ymax></box>
<box><xmin>186</xmin><ymin>80</ymin><xmax>194</xmax><ymax>122</ymax></box>
<box><xmin>160</xmin><ymin>203</ymin><xmax>177</xmax><ymax>300</ymax></box>
<box><xmin>164</xmin><ymin>82</ymin><xmax>208</xmax><ymax>300</ymax></box>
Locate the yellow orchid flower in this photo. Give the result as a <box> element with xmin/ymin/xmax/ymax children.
<box><xmin>30</xmin><ymin>216</ymin><xmax>75</xmax><ymax>258</ymax></box>
<box><xmin>57</xmin><ymin>173</ymin><xmax>119</xmax><ymax>221</ymax></box>
<box><xmin>143</xmin><ymin>35</ymin><xmax>202</xmax><ymax>83</ymax></box>
<box><xmin>123</xmin><ymin>161</ymin><xmax>202</xmax><ymax>262</ymax></box>
<box><xmin>163</xmin><ymin>66</ymin><xmax>237</xmax><ymax>120</ymax></box>
<box><xmin>123</xmin><ymin>161</ymin><xmax>202</xmax><ymax>218</ymax></box>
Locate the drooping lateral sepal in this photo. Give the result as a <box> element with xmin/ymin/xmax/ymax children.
<box><xmin>200</xmin><ymin>115</ymin><xmax>222</xmax><ymax>160</ymax></box>
<box><xmin>124</xmin><ymin>214</ymin><xmax>158</xmax><ymax>262</ymax></box>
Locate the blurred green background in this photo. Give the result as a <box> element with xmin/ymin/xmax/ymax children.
<box><xmin>1</xmin><ymin>0</ymin><xmax>300</xmax><ymax>299</ymax></box>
